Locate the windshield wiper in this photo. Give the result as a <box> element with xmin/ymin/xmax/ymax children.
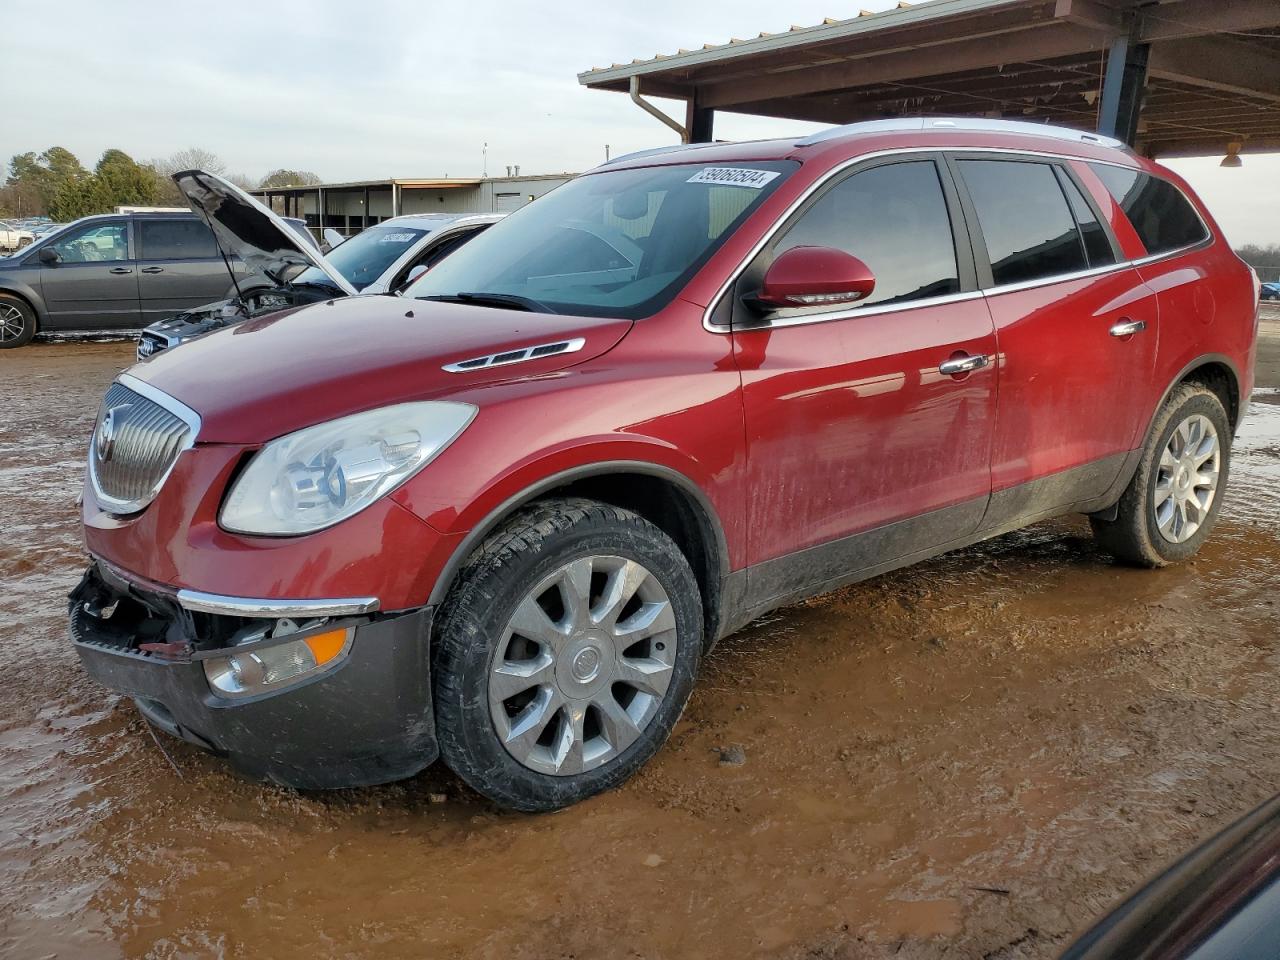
<box><xmin>420</xmin><ymin>292</ymin><xmax>557</xmax><ymax>314</ymax></box>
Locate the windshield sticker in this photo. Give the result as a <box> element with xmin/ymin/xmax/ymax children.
<box><xmin>379</xmin><ymin>232</ymin><xmax>417</xmax><ymax>243</ymax></box>
<box><xmin>686</xmin><ymin>167</ymin><xmax>780</xmax><ymax>189</ymax></box>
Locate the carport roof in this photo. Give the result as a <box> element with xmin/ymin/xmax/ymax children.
<box><xmin>578</xmin><ymin>0</ymin><xmax>1280</xmax><ymax>157</ymax></box>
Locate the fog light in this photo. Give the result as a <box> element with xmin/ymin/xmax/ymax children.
<box><xmin>204</xmin><ymin>627</ymin><xmax>352</xmax><ymax>698</ymax></box>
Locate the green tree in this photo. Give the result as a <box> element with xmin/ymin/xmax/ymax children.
<box><xmin>7</xmin><ymin>146</ymin><xmax>88</xmax><ymax>212</ymax></box>
<box><xmin>95</xmin><ymin>149</ymin><xmax>159</xmax><ymax>208</ymax></box>
<box><xmin>48</xmin><ymin>175</ymin><xmax>112</xmax><ymax>221</ymax></box>
<box><xmin>40</xmin><ymin>146</ymin><xmax>84</xmax><ymax>182</ymax></box>
<box><xmin>259</xmin><ymin>169</ymin><xmax>322</xmax><ymax>189</ymax></box>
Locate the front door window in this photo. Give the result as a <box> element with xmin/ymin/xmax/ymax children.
<box><xmin>49</xmin><ymin>223</ymin><xmax>129</xmax><ymax>263</ymax></box>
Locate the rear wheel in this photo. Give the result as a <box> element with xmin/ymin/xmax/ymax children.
<box><xmin>432</xmin><ymin>497</ymin><xmax>702</xmax><ymax>811</ymax></box>
<box><xmin>1090</xmin><ymin>382</ymin><xmax>1230</xmax><ymax>566</ymax></box>
<box><xmin>0</xmin><ymin>295</ymin><xmax>36</xmax><ymax>348</ymax></box>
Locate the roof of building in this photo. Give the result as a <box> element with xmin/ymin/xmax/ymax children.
<box><xmin>252</xmin><ymin>173</ymin><xmax>575</xmax><ymax>194</ymax></box>
<box><xmin>579</xmin><ymin>0</ymin><xmax>1280</xmax><ymax>157</ymax></box>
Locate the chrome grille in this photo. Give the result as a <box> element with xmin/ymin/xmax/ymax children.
<box><xmin>89</xmin><ymin>378</ymin><xmax>199</xmax><ymax>513</ymax></box>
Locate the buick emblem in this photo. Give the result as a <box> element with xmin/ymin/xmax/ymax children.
<box><xmin>96</xmin><ymin>406</ymin><xmax>125</xmax><ymax>462</ymax></box>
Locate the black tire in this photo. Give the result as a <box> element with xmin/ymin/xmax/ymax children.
<box><xmin>0</xmin><ymin>293</ymin><xmax>36</xmax><ymax>348</ymax></box>
<box><xmin>432</xmin><ymin>497</ymin><xmax>702</xmax><ymax>812</ymax></box>
<box><xmin>1090</xmin><ymin>382</ymin><xmax>1231</xmax><ymax>567</ymax></box>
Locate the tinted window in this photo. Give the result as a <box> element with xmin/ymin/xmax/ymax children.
<box><xmin>409</xmin><ymin>161</ymin><xmax>796</xmax><ymax>318</ymax></box>
<box><xmin>1057</xmin><ymin>170</ymin><xmax>1116</xmax><ymax>267</ymax></box>
<box><xmin>139</xmin><ymin>219</ymin><xmax>218</xmax><ymax>260</ymax></box>
<box><xmin>1088</xmin><ymin>164</ymin><xmax>1208</xmax><ymax>255</ymax></box>
<box><xmin>49</xmin><ymin>222</ymin><xmax>129</xmax><ymax>263</ymax></box>
<box><xmin>293</xmin><ymin>224</ymin><xmax>428</xmax><ymax>290</ymax></box>
<box><xmin>959</xmin><ymin>160</ymin><xmax>1088</xmax><ymax>286</ymax></box>
<box><xmin>775</xmin><ymin>160</ymin><xmax>959</xmax><ymax>306</ymax></box>
<box><xmin>419</xmin><ymin>227</ymin><xmax>484</xmax><ymax>271</ymax></box>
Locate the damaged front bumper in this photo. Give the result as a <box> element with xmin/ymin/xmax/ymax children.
<box><xmin>69</xmin><ymin>562</ymin><xmax>438</xmax><ymax>789</ymax></box>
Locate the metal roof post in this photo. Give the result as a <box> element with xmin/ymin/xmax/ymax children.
<box><xmin>685</xmin><ymin>91</ymin><xmax>715</xmax><ymax>143</ymax></box>
<box><xmin>629</xmin><ymin>75</ymin><xmax>689</xmax><ymax>142</ymax></box>
<box><xmin>1098</xmin><ymin>31</ymin><xmax>1150</xmax><ymax>146</ymax></box>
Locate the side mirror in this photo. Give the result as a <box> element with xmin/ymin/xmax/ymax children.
<box><xmin>38</xmin><ymin>246</ymin><xmax>60</xmax><ymax>264</ymax></box>
<box><xmin>755</xmin><ymin>246</ymin><xmax>875</xmax><ymax>309</ymax></box>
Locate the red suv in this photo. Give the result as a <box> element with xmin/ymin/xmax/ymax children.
<box><xmin>71</xmin><ymin>118</ymin><xmax>1258</xmax><ymax>811</ymax></box>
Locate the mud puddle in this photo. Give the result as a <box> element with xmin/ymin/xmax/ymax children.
<box><xmin>3</xmin><ymin>339</ymin><xmax>1280</xmax><ymax>959</ymax></box>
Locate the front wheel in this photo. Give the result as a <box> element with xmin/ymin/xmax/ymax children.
<box><xmin>0</xmin><ymin>294</ymin><xmax>36</xmax><ymax>348</ymax></box>
<box><xmin>432</xmin><ymin>498</ymin><xmax>702</xmax><ymax>812</ymax></box>
<box><xmin>1091</xmin><ymin>382</ymin><xmax>1231</xmax><ymax>566</ymax></box>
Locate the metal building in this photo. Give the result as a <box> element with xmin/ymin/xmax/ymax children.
<box><xmin>579</xmin><ymin>0</ymin><xmax>1280</xmax><ymax>159</ymax></box>
<box><xmin>252</xmin><ymin>172</ymin><xmax>572</xmax><ymax>236</ymax></box>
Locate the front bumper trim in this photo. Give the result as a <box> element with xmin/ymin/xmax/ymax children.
<box><xmin>175</xmin><ymin>588</ymin><xmax>380</xmax><ymax>618</ymax></box>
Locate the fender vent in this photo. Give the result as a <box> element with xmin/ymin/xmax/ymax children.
<box><xmin>442</xmin><ymin>337</ymin><xmax>586</xmax><ymax>373</ymax></box>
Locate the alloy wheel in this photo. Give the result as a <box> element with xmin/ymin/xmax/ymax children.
<box><xmin>0</xmin><ymin>304</ymin><xmax>26</xmax><ymax>343</ymax></box>
<box><xmin>1153</xmin><ymin>413</ymin><xmax>1220</xmax><ymax>544</ymax></box>
<box><xmin>488</xmin><ymin>554</ymin><xmax>678</xmax><ymax>776</ymax></box>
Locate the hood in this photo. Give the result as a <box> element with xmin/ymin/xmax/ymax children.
<box><xmin>128</xmin><ymin>294</ymin><xmax>633</xmax><ymax>443</ymax></box>
<box><xmin>173</xmin><ymin>170</ymin><xmax>357</xmax><ymax>296</ymax></box>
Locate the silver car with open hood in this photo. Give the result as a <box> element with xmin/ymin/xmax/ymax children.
<box><xmin>137</xmin><ymin>170</ymin><xmax>502</xmax><ymax>359</ymax></box>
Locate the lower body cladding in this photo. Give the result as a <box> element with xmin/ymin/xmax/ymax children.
<box><xmin>69</xmin><ymin>563</ymin><xmax>437</xmax><ymax>789</ymax></box>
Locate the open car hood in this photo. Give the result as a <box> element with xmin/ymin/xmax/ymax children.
<box><xmin>172</xmin><ymin>170</ymin><xmax>358</xmax><ymax>296</ymax></box>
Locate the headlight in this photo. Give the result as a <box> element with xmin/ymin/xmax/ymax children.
<box><xmin>220</xmin><ymin>401</ymin><xmax>475</xmax><ymax>535</ymax></box>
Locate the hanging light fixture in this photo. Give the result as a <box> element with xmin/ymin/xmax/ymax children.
<box><xmin>1221</xmin><ymin>141</ymin><xmax>1243</xmax><ymax>168</ymax></box>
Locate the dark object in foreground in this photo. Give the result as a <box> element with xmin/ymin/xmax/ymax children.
<box><xmin>1062</xmin><ymin>793</ymin><xmax>1280</xmax><ymax>959</ymax></box>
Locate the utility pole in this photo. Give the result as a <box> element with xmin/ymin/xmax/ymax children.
<box><xmin>482</xmin><ymin>142</ymin><xmax>488</xmax><ymax>178</ymax></box>
<box><xmin>605</xmin><ymin>144</ymin><xmax>610</xmax><ymax>162</ymax></box>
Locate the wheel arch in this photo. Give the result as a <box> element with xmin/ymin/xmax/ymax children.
<box><xmin>1174</xmin><ymin>357</ymin><xmax>1241</xmax><ymax>433</ymax></box>
<box><xmin>1093</xmin><ymin>354</ymin><xmax>1242</xmax><ymax>522</ymax></box>
<box><xmin>426</xmin><ymin>461</ymin><xmax>730</xmax><ymax>646</ymax></box>
<box><xmin>0</xmin><ymin>285</ymin><xmax>44</xmax><ymax>327</ymax></box>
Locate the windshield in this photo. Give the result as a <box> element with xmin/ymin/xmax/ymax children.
<box><xmin>293</xmin><ymin>224</ymin><xmax>428</xmax><ymax>290</ymax></box>
<box><xmin>407</xmin><ymin>160</ymin><xmax>797</xmax><ymax>317</ymax></box>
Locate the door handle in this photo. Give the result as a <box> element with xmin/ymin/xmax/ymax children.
<box><xmin>939</xmin><ymin>354</ymin><xmax>989</xmax><ymax>376</ymax></box>
<box><xmin>108</xmin><ymin>266</ymin><xmax>133</xmax><ymax>275</ymax></box>
<box><xmin>1109</xmin><ymin>319</ymin><xmax>1146</xmax><ymax>338</ymax></box>
<box><xmin>140</xmin><ymin>266</ymin><xmax>165</xmax><ymax>274</ymax></box>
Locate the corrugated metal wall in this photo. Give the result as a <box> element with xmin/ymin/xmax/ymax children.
<box><xmin>400</xmin><ymin>176</ymin><xmax>570</xmax><ymax>215</ymax></box>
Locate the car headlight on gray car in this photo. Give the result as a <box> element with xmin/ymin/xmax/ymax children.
<box><xmin>220</xmin><ymin>401</ymin><xmax>476</xmax><ymax>535</ymax></box>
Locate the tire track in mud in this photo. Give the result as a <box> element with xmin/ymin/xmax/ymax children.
<box><xmin>2</xmin><ymin>340</ymin><xmax>1280</xmax><ymax>959</ymax></box>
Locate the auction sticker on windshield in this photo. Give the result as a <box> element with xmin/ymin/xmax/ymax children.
<box><xmin>379</xmin><ymin>232</ymin><xmax>417</xmax><ymax>243</ymax></box>
<box><xmin>686</xmin><ymin>167</ymin><xmax>781</xmax><ymax>189</ymax></box>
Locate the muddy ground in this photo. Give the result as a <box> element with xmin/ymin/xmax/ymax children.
<box><xmin>3</xmin><ymin>315</ymin><xmax>1280</xmax><ymax>959</ymax></box>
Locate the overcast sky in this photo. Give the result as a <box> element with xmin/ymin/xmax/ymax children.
<box><xmin>6</xmin><ymin>0</ymin><xmax>1277</xmax><ymax>245</ymax></box>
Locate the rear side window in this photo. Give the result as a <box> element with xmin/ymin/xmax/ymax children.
<box><xmin>957</xmin><ymin>159</ymin><xmax>1088</xmax><ymax>286</ymax></box>
<box><xmin>139</xmin><ymin>219</ymin><xmax>218</xmax><ymax>260</ymax></box>
<box><xmin>1088</xmin><ymin>164</ymin><xmax>1208</xmax><ymax>255</ymax></box>
<box><xmin>1056</xmin><ymin>170</ymin><xmax>1116</xmax><ymax>268</ymax></box>
<box><xmin>774</xmin><ymin>160</ymin><xmax>959</xmax><ymax>306</ymax></box>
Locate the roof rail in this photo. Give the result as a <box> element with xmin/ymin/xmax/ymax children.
<box><xmin>795</xmin><ymin>117</ymin><xmax>1128</xmax><ymax>150</ymax></box>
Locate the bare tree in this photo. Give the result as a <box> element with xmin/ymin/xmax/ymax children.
<box><xmin>153</xmin><ymin>147</ymin><xmax>228</xmax><ymax>177</ymax></box>
<box><xmin>260</xmin><ymin>169</ymin><xmax>323</xmax><ymax>188</ymax></box>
